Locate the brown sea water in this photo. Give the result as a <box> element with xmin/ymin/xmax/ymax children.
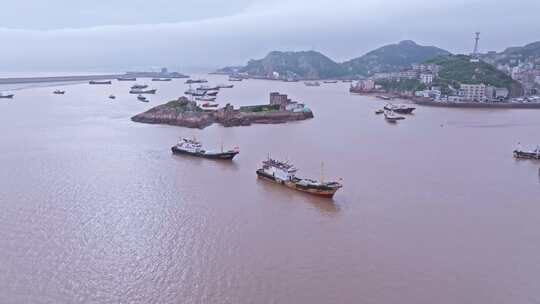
<box><xmin>0</xmin><ymin>75</ymin><xmax>539</xmax><ymax>303</ymax></box>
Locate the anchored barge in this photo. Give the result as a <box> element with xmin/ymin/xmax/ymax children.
<box><xmin>171</xmin><ymin>138</ymin><xmax>239</xmax><ymax>160</ymax></box>
<box><xmin>384</xmin><ymin>104</ymin><xmax>416</xmax><ymax>114</ymax></box>
<box><xmin>514</xmin><ymin>146</ymin><xmax>540</xmax><ymax>160</ymax></box>
<box><xmin>256</xmin><ymin>158</ymin><xmax>343</xmax><ymax>198</ymax></box>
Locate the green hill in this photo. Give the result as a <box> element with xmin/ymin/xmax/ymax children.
<box><xmin>240</xmin><ymin>51</ymin><xmax>348</xmax><ymax>80</ymax></box>
<box><xmin>482</xmin><ymin>41</ymin><xmax>540</xmax><ymax>66</ymax></box>
<box><xmin>342</xmin><ymin>40</ymin><xmax>451</xmax><ymax>75</ymax></box>
<box><xmin>426</xmin><ymin>55</ymin><xmax>523</xmax><ymax>96</ymax></box>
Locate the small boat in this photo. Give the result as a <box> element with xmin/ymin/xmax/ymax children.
<box><xmin>304</xmin><ymin>81</ymin><xmax>320</xmax><ymax>87</ymax></box>
<box><xmin>0</xmin><ymin>93</ymin><xmax>14</xmax><ymax>99</ymax></box>
<box><xmin>376</xmin><ymin>95</ymin><xmax>393</xmax><ymax>101</ymax></box>
<box><xmin>185</xmin><ymin>79</ymin><xmax>208</xmax><ymax>84</ymax></box>
<box><xmin>384</xmin><ymin>110</ymin><xmax>405</xmax><ymax>122</ymax></box>
<box><xmin>196</xmin><ymin>96</ymin><xmax>217</xmax><ymax>102</ymax></box>
<box><xmin>89</xmin><ymin>80</ymin><xmax>112</xmax><ymax>85</ymax></box>
<box><xmin>202</xmin><ymin>102</ymin><xmax>219</xmax><ymax>108</ymax></box>
<box><xmin>342</xmin><ymin>80</ymin><xmax>354</xmax><ymax>83</ymax></box>
<box><xmin>205</xmin><ymin>91</ymin><xmax>219</xmax><ymax>97</ymax></box>
<box><xmin>131</xmin><ymin>84</ymin><xmax>148</xmax><ymax>89</ymax></box>
<box><xmin>384</xmin><ymin>104</ymin><xmax>416</xmax><ymax>114</ymax></box>
<box><xmin>53</xmin><ymin>90</ymin><xmax>65</xmax><ymax>95</ymax></box>
<box><xmin>117</xmin><ymin>77</ymin><xmax>136</xmax><ymax>81</ymax></box>
<box><xmin>228</xmin><ymin>76</ymin><xmax>243</xmax><ymax>82</ymax></box>
<box><xmin>514</xmin><ymin>145</ymin><xmax>540</xmax><ymax>160</ymax></box>
<box><xmin>172</xmin><ymin>137</ymin><xmax>240</xmax><ymax>160</ymax></box>
<box><xmin>137</xmin><ymin>95</ymin><xmax>148</xmax><ymax>102</ymax></box>
<box><xmin>196</xmin><ymin>85</ymin><xmax>220</xmax><ymax>92</ymax></box>
<box><xmin>217</xmin><ymin>84</ymin><xmax>234</xmax><ymax>89</ymax></box>
<box><xmin>323</xmin><ymin>80</ymin><xmax>338</xmax><ymax>84</ymax></box>
<box><xmin>375</xmin><ymin>109</ymin><xmax>384</xmax><ymax>115</ymax></box>
<box><xmin>256</xmin><ymin>158</ymin><xmax>343</xmax><ymax>198</ymax></box>
<box><xmin>109</xmin><ymin>95</ymin><xmax>116</xmax><ymax>99</ymax></box>
<box><xmin>152</xmin><ymin>78</ymin><xmax>172</xmax><ymax>81</ymax></box>
<box><xmin>184</xmin><ymin>89</ymin><xmax>206</xmax><ymax>96</ymax></box>
<box><xmin>130</xmin><ymin>89</ymin><xmax>157</xmax><ymax>94</ymax></box>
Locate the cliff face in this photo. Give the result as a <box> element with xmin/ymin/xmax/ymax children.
<box><xmin>131</xmin><ymin>98</ymin><xmax>314</xmax><ymax>129</ymax></box>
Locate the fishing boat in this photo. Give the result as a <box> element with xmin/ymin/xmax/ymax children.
<box><xmin>53</xmin><ymin>90</ymin><xmax>65</xmax><ymax>95</ymax></box>
<box><xmin>202</xmin><ymin>102</ymin><xmax>219</xmax><ymax>108</ymax></box>
<box><xmin>323</xmin><ymin>80</ymin><xmax>338</xmax><ymax>84</ymax></box>
<box><xmin>514</xmin><ymin>145</ymin><xmax>540</xmax><ymax>160</ymax></box>
<box><xmin>89</xmin><ymin>80</ymin><xmax>112</xmax><ymax>85</ymax></box>
<box><xmin>384</xmin><ymin>103</ymin><xmax>416</xmax><ymax>114</ymax></box>
<box><xmin>196</xmin><ymin>96</ymin><xmax>217</xmax><ymax>102</ymax></box>
<box><xmin>256</xmin><ymin>158</ymin><xmax>343</xmax><ymax>198</ymax></box>
<box><xmin>118</xmin><ymin>77</ymin><xmax>136</xmax><ymax>81</ymax></box>
<box><xmin>0</xmin><ymin>92</ymin><xmax>14</xmax><ymax>99</ymax></box>
<box><xmin>137</xmin><ymin>95</ymin><xmax>148</xmax><ymax>102</ymax></box>
<box><xmin>109</xmin><ymin>95</ymin><xmax>116</xmax><ymax>99</ymax></box>
<box><xmin>384</xmin><ymin>110</ymin><xmax>405</xmax><ymax>122</ymax></box>
<box><xmin>171</xmin><ymin>137</ymin><xmax>239</xmax><ymax>160</ymax></box>
<box><xmin>152</xmin><ymin>78</ymin><xmax>172</xmax><ymax>81</ymax></box>
<box><xmin>131</xmin><ymin>84</ymin><xmax>148</xmax><ymax>89</ymax></box>
<box><xmin>375</xmin><ymin>109</ymin><xmax>384</xmax><ymax>115</ymax></box>
<box><xmin>217</xmin><ymin>84</ymin><xmax>234</xmax><ymax>89</ymax></box>
<box><xmin>206</xmin><ymin>91</ymin><xmax>219</xmax><ymax>97</ymax></box>
<box><xmin>304</xmin><ymin>81</ymin><xmax>321</xmax><ymax>87</ymax></box>
<box><xmin>129</xmin><ymin>89</ymin><xmax>157</xmax><ymax>94</ymax></box>
<box><xmin>196</xmin><ymin>85</ymin><xmax>220</xmax><ymax>92</ymax></box>
<box><xmin>185</xmin><ymin>79</ymin><xmax>208</xmax><ymax>84</ymax></box>
<box><xmin>184</xmin><ymin>88</ymin><xmax>206</xmax><ymax>96</ymax></box>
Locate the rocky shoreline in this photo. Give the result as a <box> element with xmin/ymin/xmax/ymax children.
<box><xmin>131</xmin><ymin>97</ymin><xmax>314</xmax><ymax>129</ymax></box>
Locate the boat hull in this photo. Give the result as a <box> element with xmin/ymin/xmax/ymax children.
<box><xmin>514</xmin><ymin>150</ymin><xmax>540</xmax><ymax>160</ymax></box>
<box><xmin>171</xmin><ymin>146</ymin><xmax>239</xmax><ymax>160</ymax></box>
<box><xmin>0</xmin><ymin>95</ymin><xmax>14</xmax><ymax>99</ymax></box>
<box><xmin>256</xmin><ymin>170</ymin><xmax>340</xmax><ymax>198</ymax></box>
<box><xmin>384</xmin><ymin>106</ymin><xmax>415</xmax><ymax>114</ymax></box>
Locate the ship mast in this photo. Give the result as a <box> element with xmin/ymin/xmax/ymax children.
<box><xmin>320</xmin><ymin>161</ymin><xmax>325</xmax><ymax>183</ymax></box>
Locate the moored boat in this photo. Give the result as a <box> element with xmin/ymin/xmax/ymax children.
<box><xmin>256</xmin><ymin>158</ymin><xmax>343</xmax><ymax>198</ymax></box>
<box><xmin>375</xmin><ymin>109</ymin><xmax>384</xmax><ymax>115</ymax></box>
<box><xmin>323</xmin><ymin>80</ymin><xmax>338</xmax><ymax>84</ymax></box>
<box><xmin>384</xmin><ymin>110</ymin><xmax>405</xmax><ymax>122</ymax></box>
<box><xmin>118</xmin><ymin>77</ymin><xmax>137</xmax><ymax>81</ymax></box>
<box><xmin>384</xmin><ymin>103</ymin><xmax>416</xmax><ymax>114</ymax></box>
<box><xmin>217</xmin><ymin>84</ymin><xmax>234</xmax><ymax>89</ymax></box>
<box><xmin>513</xmin><ymin>145</ymin><xmax>540</xmax><ymax>160</ymax></box>
<box><xmin>89</xmin><ymin>80</ymin><xmax>112</xmax><ymax>85</ymax></box>
<box><xmin>130</xmin><ymin>89</ymin><xmax>157</xmax><ymax>94</ymax></box>
<box><xmin>228</xmin><ymin>76</ymin><xmax>243</xmax><ymax>82</ymax></box>
<box><xmin>109</xmin><ymin>94</ymin><xmax>116</xmax><ymax>99</ymax></box>
<box><xmin>202</xmin><ymin>102</ymin><xmax>219</xmax><ymax>108</ymax></box>
<box><xmin>152</xmin><ymin>78</ymin><xmax>172</xmax><ymax>81</ymax></box>
<box><xmin>206</xmin><ymin>91</ymin><xmax>219</xmax><ymax>96</ymax></box>
<box><xmin>53</xmin><ymin>90</ymin><xmax>65</xmax><ymax>94</ymax></box>
<box><xmin>131</xmin><ymin>84</ymin><xmax>148</xmax><ymax>89</ymax></box>
<box><xmin>304</xmin><ymin>81</ymin><xmax>320</xmax><ymax>87</ymax></box>
<box><xmin>171</xmin><ymin>138</ymin><xmax>239</xmax><ymax>160</ymax></box>
<box><xmin>0</xmin><ymin>93</ymin><xmax>14</xmax><ymax>99</ymax></box>
<box><xmin>137</xmin><ymin>95</ymin><xmax>148</xmax><ymax>102</ymax></box>
<box><xmin>186</xmin><ymin>79</ymin><xmax>208</xmax><ymax>84</ymax></box>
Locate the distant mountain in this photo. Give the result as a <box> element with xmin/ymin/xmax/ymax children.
<box><xmin>482</xmin><ymin>41</ymin><xmax>540</xmax><ymax>66</ymax></box>
<box><xmin>217</xmin><ymin>40</ymin><xmax>451</xmax><ymax>79</ymax></box>
<box><xmin>425</xmin><ymin>54</ymin><xmax>523</xmax><ymax>96</ymax></box>
<box><xmin>238</xmin><ymin>51</ymin><xmax>348</xmax><ymax>80</ymax></box>
<box><xmin>342</xmin><ymin>40</ymin><xmax>451</xmax><ymax>75</ymax></box>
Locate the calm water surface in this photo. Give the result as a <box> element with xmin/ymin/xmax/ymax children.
<box><xmin>1</xmin><ymin>75</ymin><xmax>539</xmax><ymax>303</ymax></box>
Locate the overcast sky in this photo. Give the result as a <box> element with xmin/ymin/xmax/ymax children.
<box><xmin>1</xmin><ymin>0</ymin><xmax>539</xmax><ymax>72</ymax></box>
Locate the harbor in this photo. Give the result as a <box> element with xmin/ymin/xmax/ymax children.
<box><xmin>1</xmin><ymin>73</ymin><xmax>540</xmax><ymax>304</ymax></box>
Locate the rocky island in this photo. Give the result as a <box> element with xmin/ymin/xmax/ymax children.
<box><xmin>131</xmin><ymin>93</ymin><xmax>314</xmax><ymax>129</ymax></box>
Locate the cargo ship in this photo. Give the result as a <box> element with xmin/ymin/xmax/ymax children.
<box><xmin>129</xmin><ymin>89</ymin><xmax>157</xmax><ymax>94</ymax></box>
<box><xmin>256</xmin><ymin>158</ymin><xmax>343</xmax><ymax>198</ymax></box>
<box><xmin>514</xmin><ymin>145</ymin><xmax>540</xmax><ymax>159</ymax></box>
<box><xmin>384</xmin><ymin>104</ymin><xmax>416</xmax><ymax>114</ymax></box>
<box><xmin>89</xmin><ymin>80</ymin><xmax>112</xmax><ymax>85</ymax></box>
<box><xmin>171</xmin><ymin>138</ymin><xmax>239</xmax><ymax>160</ymax></box>
<box><xmin>131</xmin><ymin>84</ymin><xmax>148</xmax><ymax>89</ymax></box>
